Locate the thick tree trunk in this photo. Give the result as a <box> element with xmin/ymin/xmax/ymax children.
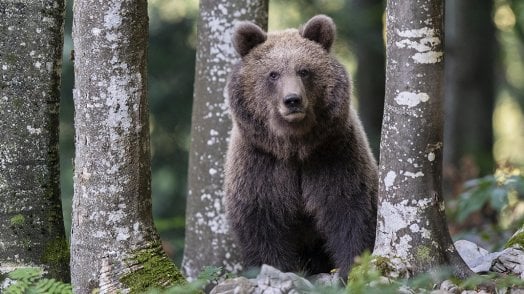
<box><xmin>348</xmin><ymin>0</ymin><xmax>385</xmax><ymax>157</ymax></box>
<box><xmin>70</xmin><ymin>0</ymin><xmax>184</xmax><ymax>292</ymax></box>
<box><xmin>0</xmin><ymin>0</ymin><xmax>69</xmax><ymax>282</ymax></box>
<box><xmin>373</xmin><ymin>0</ymin><xmax>472</xmax><ymax>278</ymax></box>
<box><xmin>444</xmin><ymin>0</ymin><xmax>495</xmax><ymax>186</ymax></box>
<box><xmin>182</xmin><ymin>0</ymin><xmax>268</xmax><ymax>280</ymax></box>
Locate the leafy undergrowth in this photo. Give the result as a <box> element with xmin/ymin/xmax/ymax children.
<box><xmin>0</xmin><ymin>266</ymin><xmax>221</xmax><ymax>294</ymax></box>
<box><xmin>146</xmin><ymin>266</ymin><xmax>227</xmax><ymax>293</ymax></box>
<box><xmin>345</xmin><ymin>252</ymin><xmax>524</xmax><ymax>294</ymax></box>
<box><xmin>456</xmin><ymin>166</ymin><xmax>524</xmax><ymax>223</ymax></box>
<box><xmin>451</xmin><ymin>166</ymin><xmax>524</xmax><ymax>244</ymax></box>
<box><xmin>3</xmin><ymin>262</ymin><xmax>524</xmax><ymax>293</ymax></box>
<box><xmin>150</xmin><ymin>256</ymin><xmax>524</xmax><ymax>294</ymax></box>
<box><xmin>1</xmin><ymin>268</ymin><xmax>72</xmax><ymax>294</ymax></box>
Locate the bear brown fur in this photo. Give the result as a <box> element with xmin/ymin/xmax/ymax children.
<box><xmin>224</xmin><ymin>15</ymin><xmax>378</xmax><ymax>279</ymax></box>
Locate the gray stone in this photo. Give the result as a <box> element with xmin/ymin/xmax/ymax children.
<box><xmin>454</xmin><ymin>239</ymin><xmax>524</xmax><ymax>277</ymax></box>
<box><xmin>454</xmin><ymin>240</ymin><xmax>501</xmax><ymax>273</ymax></box>
<box><xmin>308</xmin><ymin>272</ymin><xmax>340</xmax><ymax>288</ymax></box>
<box><xmin>256</xmin><ymin>265</ymin><xmax>314</xmax><ymax>294</ymax></box>
<box><xmin>210</xmin><ymin>277</ymin><xmax>256</xmax><ymax>294</ymax></box>
<box><xmin>491</xmin><ymin>247</ymin><xmax>524</xmax><ymax>275</ymax></box>
<box><xmin>211</xmin><ymin>265</ymin><xmax>316</xmax><ymax>294</ymax></box>
<box><xmin>439</xmin><ymin>279</ymin><xmax>460</xmax><ymax>294</ymax></box>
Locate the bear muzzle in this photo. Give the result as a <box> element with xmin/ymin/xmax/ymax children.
<box><xmin>280</xmin><ymin>93</ymin><xmax>307</xmax><ymax>122</ymax></box>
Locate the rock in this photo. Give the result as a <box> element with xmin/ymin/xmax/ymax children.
<box><xmin>439</xmin><ymin>279</ymin><xmax>460</xmax><ymax>294</ymax></box>
<box><xmin>210</xmin><ymin>277</ymin><xmax>256</xmax><ymax>294</ymax></box>
<box><xmin>491</xmin><ymin>247</ymin><xmax>524</xmax><ymax>275</ymax></box>
<box><xmin>256</xmin><ymin>264</ymin><xmax>314</xmax><ymax>294</ymax></box>
<box><xmin>454</xmin><ymin>240</ymin><xmax>502</xmax><ymax>273</ymax></box>
<box><xmin>455</xmin><ymin>239</ymin><xmax>524</xmax><ymax>277</ymax></box>
<box><xmin>211</xmin><ymin>265</ymin><xmax>315</xmax><ymax>294</ymax></box>
<box><xmin>308</xmin><ymin>272</ymin><xmax>340</xmax><ymax>288</ymax></box>
<box><xmin>472</xmin><ymin>251</ymin><xmax>504</xmax><ymax>273</ymax></box>
<box><xmin>454</xmin><ymin>240</ymin><xmax>489</xmax><ymax>262</ymax></box>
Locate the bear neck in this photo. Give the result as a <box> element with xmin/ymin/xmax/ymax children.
<box><xmin>235</xmin><ymin>115</ymin><xmax>348</xmax><ymax>161</ymax></box>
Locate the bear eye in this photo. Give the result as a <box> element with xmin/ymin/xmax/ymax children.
<box><xmin>269</xmin><ymin>71</ymin><xmax>280</xmax><ymax>81</ymax></box>
<box><xmin>298</xmin><ymin>69</ymin><xmax>310</xmax><ymax>78</ymax></box>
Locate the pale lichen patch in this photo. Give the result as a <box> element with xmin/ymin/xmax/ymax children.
<box><xmin>395</xmin><ymin>27</ymin><xmax>443</xmax><ymax>64</ymax></box>
<box><xmin>394</xmin><ymin>91</ymin><xmax>429</xmax><ymax>108</ymax></box>
<box><xmin>116</xmin><ymin>227</ymin><xmax>130</xmax><ymax>241</ymax></box>
<box><xmin>395</xmin><ymin>37</ymin><xmax>440</xmax><ymax>53</ymax></box>
<box><xmin>412</xmin><ymin>51</ymin><xmax>443</xmax><ymax>64</ymax></box>
<box><xmin>91</xmin><ymin>27</ymin><xmax>101</xmax><ymax>36</ymax></box>
<box><xmin>396</xmin><ymin>27</ymin><xmax>435</xmax><ymax>38</ymax></box>
<box><xmin>26</xmin><ymin>125</ymin><xmax>42</xmax><ymax>135</ymax></box>
<box><xmin>103</xmin><ymin>1</ymin><xmax>123</xmax><ymax>29</ymax></box>
<box><xmin>106</xmin><ymin>209</ymin><xmax>125</xmax><ymax>224</ymax></box>
<box><xmin>384</xmin><ymin>171</ymin><xmax>397</xmax><ymax>190</ymax></box>
<box><xmin>375</xmin><ymin>195</ymin><xmax>436</xmax><ymax>261</ymax></box>
<box><xmin>403</xmin><ymin>171</ymin><xmax>424</xmax><ymax>178</ymax></box>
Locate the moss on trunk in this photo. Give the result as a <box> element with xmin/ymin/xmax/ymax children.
<box><xmin>120</xmin><ymin>244</ymin><xmax>186</xmax><ymax>293</ymax></box>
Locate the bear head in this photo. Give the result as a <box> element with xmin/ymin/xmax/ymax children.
<box><xmin>228</xmin><ymin>15</ymin><xmax>351</xmax><ymax>157</ymax></box>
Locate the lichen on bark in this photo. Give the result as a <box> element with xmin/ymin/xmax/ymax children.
<box><xmin>70</xmin><ymin>0</ymin><xmax>183</xmax><ymax>292</ymax></box>
<box><xmin>373</xmin><ymin>0</ymin><xmax>472</xmax><ymax>279</ymax></box>
<box><xmin>182</xmin><ymin>0</ymin><xmax>268</xmax><ymax>280</ymax></box>
<box><xmin>0</xmin><ymin>0</ymin><xmax>69</xmax><ymax>282</ymax></box>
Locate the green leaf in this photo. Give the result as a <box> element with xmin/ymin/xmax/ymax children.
<box><xmin>7</xmin><ymin>268</ymin><xmax>43</xmax><ymax>281</ymax></box>
<box><xmin>197</xmin><ymin>266</ymin><xmax>222</xmax><ymax>282</ymax></box>
<box><xmin>457</xmin><ymin>189</ymin><xmax>491</xmax><ymax>222</ymax></box>
<box><xmin>490</xmin><ymin>187</ymin><xmax>509</xmax><ymax>210</ymax></box>
<box><xmin>5</xmin><ymin>282</ymin><xmax>29</xmax><ymax>294</ymax></box>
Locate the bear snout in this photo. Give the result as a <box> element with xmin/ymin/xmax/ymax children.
<box><xmin>280</xmin><ymin>93</ymin><xmax>308</xmax><ymax>122</ymax></box>
<box><xmin>283</xmin><ymin>93</ymin><xmax>302</xmax><ymax>109</ymax></box>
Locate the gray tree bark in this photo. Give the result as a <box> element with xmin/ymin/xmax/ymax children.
<box><xmin>444</xmin><ymin>0</ymin><xmax>495</xmax><ymax>182</ymax></box>
<box><xmin>0</xmin><ymin>0</ymin><xmax>69</xmax><ymax>282</ymax></box>
<box><xmin>373</xmin><ymin>0</ymin><xmax>472</xmax><ymax>278</ymax></box>
<box><xmin>182</xmin><ymin>0</ymin><xmax>268</xmax><ymax>280</ymax></box>
<box><xmin>70</xmin><ymin>0</ymin><xmax>184</xmax><ymax>292</ymax></box>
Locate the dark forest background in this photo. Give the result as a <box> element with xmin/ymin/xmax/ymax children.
<box><xmin>58</xmin><ymin>0</ymin><xmax>524</xmax><ymax>266</ymax></box>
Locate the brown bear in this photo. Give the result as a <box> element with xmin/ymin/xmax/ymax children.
<box><xmin>224</xmin><ymin>15</ymin><xmax>378</xmax><ymax>279</ymax></box>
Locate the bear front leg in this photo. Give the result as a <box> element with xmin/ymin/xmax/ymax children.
<box><xmin>225</xmin><ymin>144</ymin><xmax>304</xmax><ymax>273</ymax></box>
<box><xmin>227</xmin><ymin>203</ymin><xmax>302</xmax><ymax>273</ymax></box>
<box><xmin>316</xmin><ymin>197</ymin><xmax>375</xmax><ymax>279</ymax></box>
<box><xmin>303</xmin><ymin>161</ymin><xmax>377</xmax><ymax>280</ymax></box>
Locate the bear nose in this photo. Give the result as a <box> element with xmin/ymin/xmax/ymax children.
<box><xmin>283</xmin><ymin>94</ymin><xmax>302</xmax><ymax>109</ymax></box>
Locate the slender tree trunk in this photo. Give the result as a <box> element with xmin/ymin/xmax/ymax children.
<box><xmin>348</xmin><ymin>0</ymin><xmax>385</xmax><ymax>158</ymax></box>
<box><xmin>182</xmin><ymin>0</ymin><xmax>268</xmax><ymax>280</ymax></box>
<box><xmin>373</xmin><ymin>0</ymin><xmax>472</xmax><ymax>278</ymax></box>
<box><xmin>70</xmin><ymin>0</ymin><xmax>184</xmax><ymax>292</ymax></box>
<box><xmin>443</xmin><ymin>0</ymin><xmax>495</xmax><ymax>188</ymax></box>
<box><xmin>0</xmin><ymin>0</ymin><xmax>69</xmax><ymax>282</ymax></box>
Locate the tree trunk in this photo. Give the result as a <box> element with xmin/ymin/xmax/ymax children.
<box><xmin>0</xmin><ymin>0</ymin><xmax>69</xmax><ymax>282</ymax></box>
<box><xmin>347</xmin><ymin>0</ymin><xmax>385</xmax><ymax>158</ymax></box>
<box><xmin>443</xmin><ymin>0</ymin><xmax>495</xmax><ymax>189</ymax></box>
<box><xmin>373</xmin><ymin>0</ymin><xmax>472</xmax><ymax>278</ymax></box>
<box><xmin>182</xmin><ymin>0</ymin><xmax>268</xmax><ymax>280</ymax></box>
<box><xmin>70</xmin><ymin>0</ymin><xmax>184</xmax><ymax>292</ymax></box>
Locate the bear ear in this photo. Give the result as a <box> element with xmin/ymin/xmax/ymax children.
<box><xmin>232</xmin><ymin>21</ymin><xmax>267</xmax><ymax>57</ymax></box>
<box><xmin>299</xmin><ymin>15</ymin><xmax>336</xmax><ymax>52</ymax></box>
